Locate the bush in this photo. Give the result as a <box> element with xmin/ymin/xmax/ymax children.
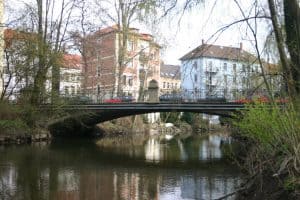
<box><xmin>235</xmin><ymin>103</ymin><xmax>300</xmax><ymax>190</ymax></box>
<box><xmin>0</xmin><ymin>102</ymin><xmax>29</xmax><ymax>134</ymax></box>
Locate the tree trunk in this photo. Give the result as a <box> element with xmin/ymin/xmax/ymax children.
<box><xmin>267</xmin><ymin>0</ymin><xmax>297</xmax><ymax>99</ymax></box>
<box><xmin>284</xmin><ymin>0</ymin><xmax>300</xmax><ymax>95</ymax></box>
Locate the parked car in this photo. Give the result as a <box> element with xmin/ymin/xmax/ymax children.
<box><xmin>118</xmin><ymin>96</ymin><xmax>135</xmax><ymax>102</ymax></box>
<box><xmin>104</xmin><ymin>97</ymin><xmax>122</xmax><ymax>103</ymax></box>
<box><xmin>159</xmin><ymin>93</ymin><xmax>183</xmax><ymax>102</ymax></box>
<box><xmin>104</xmin><ymin>96</ymin><xmax>135</xmax><ymax>103</ymax></box>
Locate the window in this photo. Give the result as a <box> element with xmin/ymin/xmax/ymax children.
<box><xmin>233</xmin><ymin>64</ymin><xmax>237</xmax><ymax>73</ymax></box>
<box><xmin>97</xmin><ymin>65</ymin><xmax>101</xmax><ymax>76</ymax></box>
<box><xmin>97</xmin><ymin>85</ymin><xmax>100</xmax><ymax>94</ymax></box>
<box><xmin>242</xmin><ymin>64</ymin><xmax>246</xmax><ymax>72</ymax></box>
<box><xmin>242</xmin><ymin>77</ymin><xmax>246</xmax><ymax>85</ymax></box>
<box><xmin>128</xmin><ymin>76</ymin><xmax>133</xmax><ymax>86</ymax></box>
<box><xmin>175</xmin><ymin>83</ymin><xmax>177</xmax><ymax>89</ymax></box>
<box><xmin>71</xmin><ymin>86</ymin><xmax>75</xmax><ymax>95</ymax></box>
<box><xmin>193</xmin><ymin>61</ymin><xmax>197</xmax><ymax>70</ymax></box>
<box><xmin>208</xmin><ymin>61</ymin><xmax>213</xmax><ymax>71</ymax></box>
<box><xmin>224</xmin><ymin>75</ymin><xmax>227</xmax><ymax>85</ymax></box>
<box><xmin>65</xmin><ymin>73</ymin><xmax>70</xmax><ymax>81</ymax></box>
<box><xmin>167</xmin><ymin>82</ymin><xmax>170</xmax><ymax>88</ymax></box>
<box><xmin>194</xmin><ymin>74</ymin><xmax>198</xmax><ymax>82</ymax></box>
<box><xmin>223</xmin><ymin>63</ymin><xmax>227</xmax><ymax>71</ymax></box>
<box><xmin>65</xmin><ymin>86</ymin><xmax>69</xmax><ymax>95</ymax></box>
<box><xmin>163</xmin><ymin>82</ymin><xmax>166</xmax><ymax>88</ymax></box>
<box><xmin>233</xmin><ymin>76</ymin><xmax>237</xmax><ymax>84</ymax></box>
<box><xmin>123</xmin><ymin>75</ymin><xmax>127</xmax><ymax>85</ymax></box>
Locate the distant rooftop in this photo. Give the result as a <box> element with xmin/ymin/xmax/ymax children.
<box><xmin>160</xmin><ymin>64</ymin><xmax>181</xmax><ymax>79</ymax></box>
<box><xmin>62</xmin><ymin>54</ymin><xmax>82</xmax><ymax>70</ymax></box>
<box><xmin>180</xmin><ymin>42</ymin><xmax>257</xmax><ymax>63</ymax></box>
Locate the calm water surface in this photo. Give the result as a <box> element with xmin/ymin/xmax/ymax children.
<box><xmin>0</xmin><ymin>133</ymin><xmax>241</xmax><ymax>200</ymax></box>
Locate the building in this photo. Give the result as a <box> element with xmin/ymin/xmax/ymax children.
<box><xmin>159</xmin><ymin>64</ymin><xmax>181</xmax><ymax>94</ymax></box>
<box><xmin>84</xmin><ymin>25</ymin><xmax>161</xmax><ymax>102</ymax></box>
<box><xmin>179</xmin><ymin>41</ymin><xmax>276</xmax><ymax>101</ymax></box>
<box><xmin>0</xmin><ymin>0</ymin><xmax>4</xmax><ymax>96</ymax></box>
<box><xmin>2</xmin><ymin>29</ymin><xmax>82</xmax><ymax>101</ymax></box>
<box><xmin>2</xmin><ymin>29</ymin><xmax>36</xmax><ymax>101</ymax></box>
<box><xmin>60</xmin><ymin>54</ymin><xmax>82</xmax><ymax>97</ymax></box>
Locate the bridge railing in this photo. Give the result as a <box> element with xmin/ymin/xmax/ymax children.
<box><xmin>57</xmin><ymin>88</ymin><xmax>287</xmax><ymax>104</ymax></box>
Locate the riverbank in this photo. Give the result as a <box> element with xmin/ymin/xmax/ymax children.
<box><xmin>0</xmin><ymin>128</ymin><xmax>51</xmax><ymax>145</ymax></box>
<box><xmin>231</xmin><ymin>104</ymin><xmax>300</xmax><ymax>200</ymax></box>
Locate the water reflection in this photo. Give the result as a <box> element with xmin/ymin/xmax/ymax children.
<box><xmin>0</xmin><ymin>134</ymin><xmax>240</xmax><ymax>200</ymax></box>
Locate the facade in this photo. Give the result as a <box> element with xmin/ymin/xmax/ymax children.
<box><xmin>180</xmin><ymin>41</ymin><xmax>269</xmax><ymax>101</ymax></box>
<box><xmin>60</xmin><ymin>54</ymin><xmax>82</xmax><ymax>96</ymax></box>
<box><xmin>159</xmin><ymin>64</ymin><xmax>181</xmax><ymax>94</ymax></box>
<box><xmin>0</xmin><ymin>0</ymin><xmax>4</xmax><ymax>96</ymax></box>
<box><xmin>84</xmin><ymin>25</ymin><xmax>161</xmax><ymax>102</ymax></box>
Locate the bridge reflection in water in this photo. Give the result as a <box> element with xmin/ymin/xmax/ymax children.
<box><xmin>0</xmin><ymin>134</ymin><xmax>241</xmax><ymax>200</ymax></box>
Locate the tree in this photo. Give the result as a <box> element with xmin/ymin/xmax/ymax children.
<box><xmin>1</xmin><ymin>29</ymin><xmax>38</xmax><ymax>101</ymax></box>
<box><xmin>5</xmin><ymin>0</ymin><xmax>78</xmax><ymax>104</ymax></box>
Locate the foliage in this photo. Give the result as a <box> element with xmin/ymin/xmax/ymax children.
<box><xmin>160</xmin><ymin>112</ymin><xmax>181</xmax><ymax>123</ymax></box>
<box><xmin>235</xmin><ymin>103</ymin><xmax>300</xmax><ymax>190</ymax></box>
<box><xmin>0</xmin><ymin>102</ymin><xmax>29</xmax><ymax>134</ymax></box>
<box><xmin>181</xmin><ymin>112</ymin><xmax>193</xmax><ymax>124</ymax></box>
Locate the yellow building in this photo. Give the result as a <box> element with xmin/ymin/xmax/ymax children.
<box><xmin>160</xmin><ymin>64</ymin><xmax>181</xmax><ymax>94</ymax></box>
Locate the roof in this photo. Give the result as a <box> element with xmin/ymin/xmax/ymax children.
<box><xmin>160</xmin><ymin>64</ymin><xmax>181</xmax><ymax>79</ymax></box>
<box><xmin>93</xmin><ymin>25</ymin><xmax>161</xmax><ymax>47</ymax></box>
<box><xmin>4</xmin><ymin>29</ymin><xmax>35</xmax><ymax>48</ymax></box>
<box><xmin>180</xmin><ymin>43</ymin><xmax>257</xmax><ymax>63</ymax></box>
<box><xmin>62</xmin><ymin>54</ymin><xmax>82</xmax><ymax>70</ymax></box>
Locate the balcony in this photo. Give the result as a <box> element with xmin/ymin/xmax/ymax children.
<box><xmin>205</xmin><ymin>67</ymin><xmax>218</xmax><ymax>74</ymax></box>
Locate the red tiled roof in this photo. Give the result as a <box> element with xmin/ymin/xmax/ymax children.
<box><xmin>180</xmin><ymin>44</ymin><xmax>257</xmax><ymax>63</ymax></box>
<box><xmin>4</xmin><ymin>28</ymin><xmax>35</xmax><ymax>48</ymax></box>
<box><xmin>62</xmin><ymin>54</ymin><xmax>82</xmax><ymax>70</ymax></box>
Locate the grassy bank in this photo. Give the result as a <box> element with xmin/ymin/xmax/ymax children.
<box><xmin>233</xmin><ymin>103</ymin><xmax>300</xmax><ymax>199</ymax></box>
<box><xmin>0</xmin><ymin>102</ymin><xmax>52</xmax><ymax>144</ymax></box>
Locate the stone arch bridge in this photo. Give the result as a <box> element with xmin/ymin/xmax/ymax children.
<box><xmin>47</xmin><ymin>102</ymin><xmax>245</xmax><ymax>137</ymax></box>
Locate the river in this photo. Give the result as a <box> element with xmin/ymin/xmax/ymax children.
<box><xmin>0</xmin><ymin>133</ymin><xmax>241</xmax><ymax>200</ymax></box>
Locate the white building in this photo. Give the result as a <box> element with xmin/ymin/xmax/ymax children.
<box><xmin>60</xmin><ymin>54</ymin><xmax>82</xmax><ymax>96</ymax></box>
<box><xmin>180</xmin><ymin>41</ymin><xmax>262</xmax><ymax>101</ymax></box>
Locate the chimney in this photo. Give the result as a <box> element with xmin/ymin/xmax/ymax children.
<box><xmin>240</xmin><ymin>42</ymin><xmax>243</xmax><ymax>50</ymax></box>
<box><xmin>202</xmin><ymin>39</ymin><xmax>205</xmax><ymax>44</ymax></box>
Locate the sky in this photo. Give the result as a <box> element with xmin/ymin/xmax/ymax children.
<box><xmin>6</xmin><ymin>0</ymin><xmax>272</xmax><ymax>65</ymax></box>
<box><xmin>136</xmin><ymin>0</ymin><xmax>271</xmax><ymax>65</ymax></box>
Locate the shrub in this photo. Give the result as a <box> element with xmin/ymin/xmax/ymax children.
<box><xmin>235</xmin><ymin>103</ymin><xmax>300</xmax><ymax>189</ymax></box>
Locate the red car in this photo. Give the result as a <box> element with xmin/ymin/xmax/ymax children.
<box><xmin>103</xmin><ymin>97</ymin><xmax>122</xmax><ymax>103</ymax></box>
<box><xmin>103</xmin><ymin>96</ymin><xmax>135</xmax><ymax>103</ymax></box>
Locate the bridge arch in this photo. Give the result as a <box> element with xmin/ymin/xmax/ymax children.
<box><xmin>48</xmin><ymin>103</ymin><xmax>242</xmax><ymax>136</ymax></box>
